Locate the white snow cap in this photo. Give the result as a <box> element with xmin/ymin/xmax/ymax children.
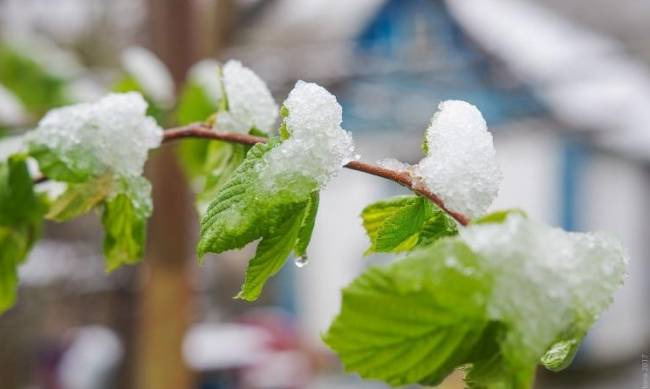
<box><xmin>121</xmin><ymin>46</ymin><xmax>175</xmax><ymax>108</ymax></box>
<box><xmin>260</xmin><ymin>81</ymin><xmax>355</xmax><ymax>193</ymax></box>
<box><xmin>189</xmin><ymin>59</ymin><xmax>223</xmax><ymax>105</ymax></box>
<box><xmin>216</xmin><ymin>60</ymin><xmax>278</xmax><ymax>134</ymax></box>
<box><xmin>30</xmin><ymin>92</ymin><xmax>163</xmax><ymax>179</ymax></box>
<box><xmin>414</xmin><ymin>100</ymin><xmax>502</xmax><ymax>218</ymax></box>
<box><xmin>461</xmin><ymin>214</ymin><xmax>628</xmax><ymax>363</ymax></box>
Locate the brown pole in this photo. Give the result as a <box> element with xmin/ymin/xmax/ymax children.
<box><xmin>132</xmin><ymin>1</ymin><xmax>216</xmax><ymax>388</ymax></box>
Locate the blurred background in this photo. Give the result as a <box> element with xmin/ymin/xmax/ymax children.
<box><xmin>0</xmin><ymin>0</ymin><xmax>649</xmax><ymax>388</ymax></box>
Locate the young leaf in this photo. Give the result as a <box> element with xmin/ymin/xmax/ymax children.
<box><xmin>324</xmin><ymin>239</ymin><xmax>491</xmax><ymax>386</ymax></box>
<box><xmin>361</xmin><ymin>195</ymin><xmax>457</xmax><ymax>254</ymax></box>
<box><xmin>0</xmin><ymin>227</ymin><xmax>25</xmax><ymax>312</ymax></box>
<box><xmin>237</xmin><ymin>202</ymin><xmax>308</xmax><ymax>301</ymax></box>
<box><xmin>463</xmin><ymin>322</ymin><xmax>536</xmax><ymax>389</ymax></box>
<box><xmin>198</xmin><ymin>139</ymin><xmax>319</xmax><ymax>300</ymax></box>
<box><xmin>0</xmin><ymin>155</ymin><xmax>47</xmax><ymax>313</ymax></box>
<box><xmin>46</xmin><ymin>174</ymin><xmax>113</xmax><ymax>222</ymax></box>
<box><xmin>197</xmin><ymin>141</ymin><xmax>277</xmax><ymax>257</ymax></box>
<box><xmin>195</xmin><ymin>142</ymin><xmax>248</xmax><ymax>214</ymax></box>
<box><xmin>101</xmin><ymin>194</ymin><xmax>147</xmax><ymax>271</ymax></box>
<box><xmin>29</xmin><ymin>143</ymin><xmax>92</xmax><ymax>183</ymax></box>
<box><xmin>0</xmin><ymin>155</ymin><xmax>48</xmax><ymax>225</ymax></box>
<box><xmin>294</xmin><ymin>191</ymin><xmax>319</xmax><ymax>257</ymax></box>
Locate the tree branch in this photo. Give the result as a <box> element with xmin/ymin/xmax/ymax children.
<box><xmin>33</xmin><ymin>123</ymin><xmax>470</xmax><ymax>226</ymax></box>
<box><xmin>163</xmin><ymin>124</ymin><xmax>470</xmax><ymax>225</ymax></box>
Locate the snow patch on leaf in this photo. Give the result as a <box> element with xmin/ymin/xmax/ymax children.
<box><xmin>414</xmin><ymin>100</ymin><xmax>502</xmax><ymax>218</ymax></box>
<box><xmin>216</xmin><ymin>60</ymin><xmax>277</xmax><ymax>134</ymax></box>
<box><xmin>258</xmin><ymin>81</ymin><xmax>355</xmax><ymax>195</ymax></box>
<box><xmin>461</xmin><ymin>214</ymin><xmax>628</xmax><ymax>366</ymax></box>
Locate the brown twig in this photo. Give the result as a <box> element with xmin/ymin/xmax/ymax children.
<box><xmin>162</xmin><ymin>124</ymin><xmax>470</xmax><ymax>225</ymax></box>
<box><xmin>33</xmin><ymin>123</ymin><xmax>470</xmax><ymax>226</ymax></box>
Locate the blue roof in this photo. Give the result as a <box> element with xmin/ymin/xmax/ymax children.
<box><xmin>338</xmin><ymin>0</ymin><xmax>544</xmax><ymax>133</ymax></box>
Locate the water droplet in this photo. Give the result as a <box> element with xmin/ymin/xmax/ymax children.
<box><xmin>294</xmin><ymin>255</ymin><xmax>309</xmax><ymax>268</ymax></box>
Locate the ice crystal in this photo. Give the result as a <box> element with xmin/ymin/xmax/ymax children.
<box><xmin>259</xmin><ymin>81</ymin><xmax>355</xmax><ymax>194</ymax></box>
<box><xmin>461</xmin><ymin>214</ymin><xmax>628</xmax><ymax>364</ymax></box>
<box><xmin>215</xmin><ymin>60</ymin><xmax>277</xmax><ymax>134</ymax></box>
<box><xmin>413</xmin><ymin>100</ymin><xmax>502</xmax><ymax>218</ymax></box>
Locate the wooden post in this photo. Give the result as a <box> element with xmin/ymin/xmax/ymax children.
<box><xmin>132</xmin><ymin>1</ymin><xmax>232</xmax><ymax>388</ymax></box>
<box><xmin>133</xmin><ymin>1</ymin><xmax>237</xmax><ymax>388</ymax></box>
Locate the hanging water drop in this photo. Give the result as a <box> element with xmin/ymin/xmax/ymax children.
<box><xmin>294</xmin><ymin>255</ymin><xmax>309</xmax><ymax>268</ymax></box>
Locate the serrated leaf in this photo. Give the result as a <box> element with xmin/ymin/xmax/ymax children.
<box><xmin>0</xmin><ymin>155</ymin><xmax>48</xmax><ymax>225</ymax></box>
<box><xmin>197</xmin><ymin>141</ymin><xmax>277</xmax><ymax>257</ymax></box>
<box><xmin>324</xmin><ymin>239</ymin><xmax>491</xmax><ymax>386</ymax></box>
<box><xmin>361</xmin><ymin>195</ymin><xmax>456</xmax><ymax>254</ymax></box>
<box><xmin>463</xmin><ymin>322</ymin><xmax>536</xmax><ymax>389</ymax></box>
<box><xmin>196</xmin><ymin>142</ymin><xmax>248</xmax><ymax>215</ymax></box>
<box><xmin>0</xmin><ymin>155</ymin><xmax>47</xmax><ymax>314</ymax></box>
<box><xmin>46</xmin><ymin>174</ymin><xmax>113</xmax><ymax>222</ymax></box>
<box><xmin>0</xmin><ymin>225</ymin><xmax>38</xmax><ymax>312</ymax></box>
<box><xmin>198</xmin><ymin>138</ymin><xmax>319</xmax><ymax>300</ymax></box>
<box><xmin>294</xmin><ymin>191</ymin><xmax>319</xmax><ymax>257</ymax></box>
<box><xmin>418</xmin><ymin>205</ymin><xmax>459</xmax><ymax>246</ymax></box>
<box><xmin>237</xmin><ymin>203</ymin><xmax>307</xmax><ymax>301</ymax></box>
<box><xmin>102</xmin><ymin>194</ymin><xmax>147</xmax><ymax>271</ymax></box>
<box><xmin>28</xmin><ymin>143</ymin><xmax>91</xmax><ymax>183</ymax></box>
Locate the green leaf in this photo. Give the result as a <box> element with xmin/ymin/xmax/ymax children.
<box><xmin>0</xmin><ymin>225</ymin><xmax>39</xmax><ymax>312</ymax></box>
<box><xmin>28</xmin><ymin>143</ymin><xmax>93</xmax><ymax>183</ymax></box>
<box><xmin>323</xmin><ymin>239</ymin><xmax>491</xmax><ymax>386</ymax></box>
<box><xmin>237</xmin><ymin>202</ymin><xmax>307</xmax><ymax>301</ymax></box>
<box><xmin>463</xmin><ymin>322</ymin><xmax>536</xmax><ymax>389</ymax></box>
<box><xmin>361</xmin><ymin>195</ymin><xmax>457</xmax><ymax>254</ymax></box>
<box><xmin>0</xmin><ymin>43</ymin><xmax>69</xmax><ymax>115</ymax></box>
<box><xmin>324</xmin><ymin>237</ymin><xmax>543</xmax><ymax>388</ymax></box>
<box><xmin>196</xmin><ymin>142</ymin><xmax>248</xmax><ymax>214</ymax></box>
<box><xmin>101</xmin><ymin>194</ymin><xmax>147</xmax><ymax>271</ymax></box>
<box><xmin>197</xmin><ymin>141</ymin><xmax>277</xmax><ymax>257</ymax></box>
<box><xmin>0</xmin><ymin>155</ymin><xmax>48</xmax><ymax>225</ymax></box>
<box><xmin>294</xmin><ymin>191</ymin><xmax>319</xmax><ymax>257</ymax></box>
<box><xmin>418</xmin><ymin>204</ymin><xmax>459</xmax><ymax>246</ymax></box>
<box><xmin>176</xmin><ymin>81</ymin><xmax>218</xmax><ymax>125</ymax></box>
<box><xmin>0</xmin><ymin>155</ymin><xmax>47</xmax><ymax>313</ymax></box>
<box><xmin>0</xmin><ymin>228</ymin><xmax>23</xmax><ymax>312</ymax></box>
<box><xmin>198</xmin><ymin>138</ymin><xmax>319</xmax><ymax>300</ymax></box>
<box><xmin>279</xmin><ymin>106</ymin><xmax>290</xmax><ymax>140</ymax></box>
<box><xmin>472</xmin><ymin>209</ymin><xmax>527</xmax><ymax>225</ymax></box>
<box><xmin>46</xmin><ymin>174</ymin><xmax>113</xmax><ymax>221</ymax></box>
